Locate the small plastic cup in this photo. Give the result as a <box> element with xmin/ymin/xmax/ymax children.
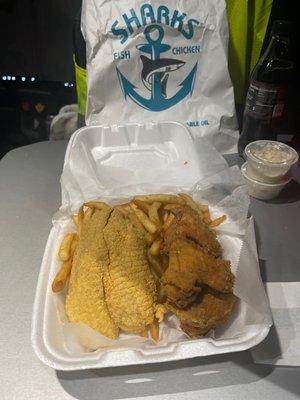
<box><xmin>244</xmin><ymin>140</ymin><xmax>298</xmax><ymax>183</ymax></box>
<box><xmin>241</xmin><ymin>162</ymin><xmax>291</xmax><ymax>200</ymax></box>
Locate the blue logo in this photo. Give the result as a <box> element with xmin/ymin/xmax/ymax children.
<box><xmin>117</xmin><ymin>25</ymin><xmax>198</xmax><ymax>112</ymax></box>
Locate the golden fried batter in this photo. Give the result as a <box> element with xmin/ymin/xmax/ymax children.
<box><xmin>66</xmin><ymin>206</ymin><xmax>119</xmax><ymax>339</ymax></box>
<box><xmin>163</xmin><ymin>205</ymin><xmax>222</xmax><ymax>257</ymax></box>
<box><xmin>103</xmin><ymin>209</ymin><xmax>156</xmax><ymax>334</ymax></box>
<box><xmin>163</xmin><ymin>238</ymin><xmax>234</xmax><ymax>306</ymax></box>
<box><xmin>161</xmin><ymin>206</ymin><xmax>234</xmax><ymax>308</ymax></box>
<box><xmin>66</xmin><ymin>207</ymin><xmax>156</xmax><ymax>339</ymax></box>
<box><xmin>64</xmin><ymin>199</ymin><xmax>235</xmax><ymax>341</ymax></box>
<box><xmin>167</xmin><ymin>288</ymin><xmax>236</xmax><ymax>337</ymax></box>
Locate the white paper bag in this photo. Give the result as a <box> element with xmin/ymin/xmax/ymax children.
<box><xmin>82</xmin><ymin>0</ymin><xmax>239</xmax><ymax>153</ymax></box>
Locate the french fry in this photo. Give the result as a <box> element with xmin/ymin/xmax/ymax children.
<box><xmin>52</xmin><ymin>258</ymin><xmax>73</xmax><ymax>293</ymax></box>
<box><xmin>179</xmin><ymin>193</ymin><xmax>207</xmax><ymax>220</ymax></box>
<box><xmin>203</xmin><ymin>211</ymin><xmax>212</xmax><ymax>225</ymax></box>
<box><xmin>163</xmin><ymin>212</ymin><xmax>175</xmax><ymax>231</ymax></box>
<box><xmin>115</xmin><ymin>205</ymin><xmax>128</xmax><ymax>217</ymax></box>
<box><xmin>198</xmin><ymin>204</ymin><xmax>209</xmax><ymax>212</ymax></box>
<box><xmin>154</xmin><ymin>278</ymin><xmax>165</xmax><ymax>303</ymax></box>
<box><xmin>134</xmin><ymin>194</ymin><xmax>185</xmax><ymax>205</ymax></box>
<box><xmin>164</xmin><ymin>204</ymin><xmax>179</xmax><ymax>211</ymax></box>
<box><xmin>84</xmin><ymin>201</ymin><xmax>108</xmax><ymax>210</ymax></box>
<box><xmin>198</xmin><ymin>204</ymin><xmax>211</xmax><ymax>225</ymax></box>
<box><xmin>162</xmin><ymin>212</ymin><xmax>169</xmax><ymax>223</ymax></box>
<box><xmin>53</xmin><ymin>233</ymin><xmax>78</xmax><ymax>293</ymax></box>
<box><xmin>161</xmin><ymin>254</ymin><xmax>169</xmax><ymax>271</ymax></box>
<box><xmin>148</xmin><ymin>252</ymin><xmax>164</xmax><ymax>277</ymax></box>
<box><xmin>145</xmin><ymin>232</ymin><xmax>155</xmax><ymax>245</ymax></box>
<box><xmin>179</xmin><ymin>193</ymin><xmax>196</xmax><ymax>206</ymax></box>
<box><xmin>120</xmin><ymin>206</ymin><xmax>147</xmax><ymax>231</ymax></box>
<box><xmin>139</xmin><ymin>329</ymin><xmax>149</xmax><ymax>338</ymax></box>
<box><xmin>58</xmin><ymin>233</ymin><xmax>75</xmax><ymax>261</ymax></box>
<box><xmin>179</xmin><ymin>193</ymin><xmax>199</xmax><ymax>212</ymax></box>
<box><xmin>70</xmin><ymin>234</ymin><xmax>78</xmax><ymax>255</ymax></box>
<box><xmin>149</xmin><ymin>238</ymin><xmax>162</xmax><ymax>257</ymax></box>
<box><xmin>72</xmin><ymin>214</ymin><xmax>78</xmax><ymax>227</ymax></box>
<box><xmin>155</xmin><ymin>304</ymin><xmax>167</xmax><ymax>323</ymax></box>
<box><xmin>118</xmin><ymin>206</ymin><xmax>156</xmax><ymax>246</ymax></box>
<box><xmin>117</xmin><ymin>204</ymin><xmax>151</xmax><ymax>247</ymax></box>
<box><xmin>209</xmin><ymin>214</ymin><xmax>227</xmax><ymax>227</ymax></box>
<box><xmin>77</xmin><ymin>205</ymin><xmax>84</xmax><ymax>236</ymax></box>
<box><xmin>133</xmin><ymin>199</ymin><xmax>150</xmax><ymax>214</ymax></box>
<box><xmin>84</xmin><ymin>206</ymin><xmax>94</xmax><ymax>221</ymax></box>
<box><xmin>130</xmin><ymin>203</ymin><xmax>158</xmax><ymax>234</ymax></box>
<box><xmin>148</xmin><ymin>201</ymin><xmax>162</xmax><ymax>225</ymax></box>
<box><xmin>116</xmin><ymin>202</ymin><xmax>131</xmax><ymax>211</ymax></box>
<box><xmin>149</xmin><ymin>319</ymin><xmax>159</xmax><ymax>342</ymax></box>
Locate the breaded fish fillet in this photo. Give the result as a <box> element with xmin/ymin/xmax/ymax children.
<box><xmin>66</xmin><ymin>206</ymin><xmax>119</xmax><ymax>339</ymax></box>
<box><xmin>66</xmin><ymin>207</ymin><xmax>156</xmax><ymax>339</ymax></box>
<box><xmin>103</xmin><ymin>209</ymin><xmax>156</xmax><ymax>334</ymax></box>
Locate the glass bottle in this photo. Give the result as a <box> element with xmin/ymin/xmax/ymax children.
<box><xmin>238</xmin><ymin>20</ymin><xmax>294</xmax><ymax>157</ymax></box>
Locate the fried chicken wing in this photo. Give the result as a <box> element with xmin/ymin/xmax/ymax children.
<box><xmin>167</xmin><ymin>288</ymin><xmax>236</xmax><ymax>337</ymax></box>
<box><xmin>161</xmin><ymin>205</ymin><xmax>234</xmax><ymax>308</ymax></box>
<box><xmin>163</xmin><ymin>238</ymin><xmax>234</xmax><ymax>306</ymax></box>
<box><xmin>163</xmin><ymin>205</ymin><xmax>222</xmax><ymax>258</ymax></box>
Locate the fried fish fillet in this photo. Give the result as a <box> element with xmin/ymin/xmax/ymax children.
<box><xmin>66</xmin><ymin>207</ymin><xmax>156</xmax><ymax>339</ymax></box>
<box><xmin>66</xmin><ymin>206</ymin><xmax>119</xmax><ymax>339</ymax></box>
<box><xmin>161</xmin><ymin>206</ymin><xmax>234</xmax><ymax>308</ymax></box>
<box><xmin>103</xmin><ymin>209</ymin><xmax>156</xmax><ymax>335</ymax></box>
<box><xmin>167</xmin><ymin>288</ymin><xmax>236</xmax><ymax>337</ymax></box>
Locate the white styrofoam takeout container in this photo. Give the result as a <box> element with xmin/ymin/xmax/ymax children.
<box><xmin>31</xmin><ymin>121</ymin><xmax>271</xmax><ymax>370</ymax></box>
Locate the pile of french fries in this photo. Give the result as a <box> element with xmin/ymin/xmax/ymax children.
<box><xmin>52</xmin><ymin>194</ymin><xmax>226</xmax><ymax>302</ymax></box>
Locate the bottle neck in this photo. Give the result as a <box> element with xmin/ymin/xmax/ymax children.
<box><xmin>262</xmin><ymin>34</ymin><xmax>291</xmax><ymax>61</ymax></box>
<box><xmin>272</xmin><ymin>34</ymin><xmax>290</xmax><ymax>44</ymax></box>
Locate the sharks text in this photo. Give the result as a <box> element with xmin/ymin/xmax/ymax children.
<box><xmin>111</xmin><ymin>4</ymin><xmax>200</xmax><ymax>44</ymax></box>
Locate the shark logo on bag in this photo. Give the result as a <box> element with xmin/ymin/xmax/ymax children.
<box><xmin>116</xmin><ymin>25</ymin><xmax>198</xmax><ymax>112</ymax></box>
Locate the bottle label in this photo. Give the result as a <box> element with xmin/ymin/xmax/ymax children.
<box><xmin>244</xmin><ymin>81</ymin><xmax>286</xmax><ymax>121</ymax></box>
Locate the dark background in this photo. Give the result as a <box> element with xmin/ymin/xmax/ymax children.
<box><xmin>0</xmin><ymin>0</ymin><xmax>81</xmax><ymax>81</ymax></box>
<box><xmin>0</xmin><ymin>0</ymin><xmax>81</xmax><ymax>158</ymax></box>
<box><xmin>0</xmin><ymin>0</ymin><xmax>299</xmax><ymax>159</ymax></box>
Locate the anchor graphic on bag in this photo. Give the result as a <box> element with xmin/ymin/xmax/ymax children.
<box><xmin>117</xmin><ymin>25</ymin><xmax>198</xmax><ymax>112</ymax></box>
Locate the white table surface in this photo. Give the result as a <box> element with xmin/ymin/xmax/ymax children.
<box><xmin>0</xmin><ymin>141</ymin><xmax>299</xmax><ymax>400</ymax></box>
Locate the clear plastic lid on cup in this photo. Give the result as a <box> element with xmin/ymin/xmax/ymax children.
<box><xmin>244</xmin><ymin>140</ymin><xmax>299</xmax><ymax>182</ymax></box>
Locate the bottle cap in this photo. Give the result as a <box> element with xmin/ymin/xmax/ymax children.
<box><xmin>272</xmin><ymin>20</ymin><xmax>294</xmax><ymax>36</ymax></box>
